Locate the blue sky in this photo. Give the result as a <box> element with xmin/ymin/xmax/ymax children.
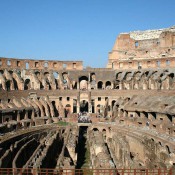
<box><xmin>0</xmin><ymin>0</ymin><xmax>175</xmax><ymax>68</ymax></box>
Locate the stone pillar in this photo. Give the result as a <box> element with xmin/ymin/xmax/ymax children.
<box><xmin>31</xmin><ymin>110</ymin><xmax>35</xmax><ymax>119</ymax></box>
<box><xmin>123</xmin><ymin>111</ymin><xmax>128</xmax><ymax>117</ymax></box>
<box><xmin>119</xmin><ymin>81</ymin><xmax>123</xmax><ymax>90</ymax></box>
<box><xmin>77</xmin><ymin>92</ymin><xmax>80</xmax><ymax>113</ymax></box>
<box><xmin>88</xmin><ymin>92</ymin><xmax>91</xmax><ymax>113</ymax></box>
<box><xmin>77</xmin><ymin>104</ymin><xmax>80</xmax><ymax>113</ymax></box>
<box><xmin>24</xmin><ymin>111</ymin><xmax>28</xmax><ymax>119</ymax></box>
<box><xmin>77</xmin><ymin>81</ymin><xmax>80</xmax><ymax>90</ymax></box>
<box><xmin>17</xmin><ymin>112</ymin><xmax>20</xmax><ymax>122</ymax></box>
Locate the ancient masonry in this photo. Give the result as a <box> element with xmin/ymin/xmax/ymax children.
<box><xmin>0</xmin><ymin>26</ymin><xmax>175</xmax><ymax>171</ymax></box>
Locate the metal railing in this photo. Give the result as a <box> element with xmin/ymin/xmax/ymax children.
<box><xmin>0</xmin><ymin>168</ymin><xmax>174</xmax><ymax>175</ymax></box>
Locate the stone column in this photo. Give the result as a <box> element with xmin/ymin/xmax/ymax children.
<box><xmin>88</xmin><ymin>91</ymin><xmax>92</xmax><ymax>113</ymax></box>
<box><xmin>31</xmin><ymin>109</ymin><xmax>35</xmax><ymax>119</ymax></box>
<box><xmin>77</xmin><ymin>105</ymin><xmax>80</xmax><ymax>113</ymax></box>
<box><xmin>119</xmin><ymin>81</ymin><xmax>123</xmax><ymax>90</ymax></box>
<box><xmin>77</xmin><ymin>80</ymin><xmax>80</xmax><ymax>90</ymax></box>
<box><xmin>77</xmin><ymin>92</ymin><xmax>80</xmax><ymax>113</ymax></box>
<box><xmin>24</xmin><ymin>110</ymin><xmax>28</xmax><ymax>119</ymax></box>
<box><xmin>111</xmin><ymin>82</ymin><xmax>114</xmax><ymax>89</ymax></box>
<box><xmin>17</xmin><ymin>112</ymin><xmax>20</xmax><ymax>122</ymax></box>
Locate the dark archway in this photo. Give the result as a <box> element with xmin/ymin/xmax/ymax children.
<box><xmin>24</xmin><ymin>79</ymin><xmax>30</xmax><ymax>90</ymax></box>
<box><xmin>97</xmin><ymin>81</ymin><xmax>103</xmax><ymax>89</ymax></box>
<box><xmin>6</xmin><ymin>80</ymin><xmax>11</xmax><ymax>91</ymax></box>
<box><xmin>80</xmin><ymin>100</ymin><xmax>88</xmax><ymax>112</ymax></box>
<box><xmin>106</xmin><ymin>81</ymin><xmax>111</xmax><ymax>88</ymax></box>
<box><xmin>51</xmin><ymin>101</ymin><xmax>58</xmax><ymax>117</ymax></box>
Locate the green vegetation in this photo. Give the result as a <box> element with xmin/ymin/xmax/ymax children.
<box><xmin>57</xmin><ymin>121</ymin><xmax>69</xmax><ymax>126</ymax></box>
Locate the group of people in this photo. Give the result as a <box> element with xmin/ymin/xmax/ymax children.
<box><xmin>78</xmin><ymin>112</ymin><xmax>92</xmax><ymax>123</ymax></box>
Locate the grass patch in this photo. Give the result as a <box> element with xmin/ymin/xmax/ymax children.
<box><xmin>57</xmin><ymin>121</ymin><xmax>69</xmax><ymax>126</ymax></box>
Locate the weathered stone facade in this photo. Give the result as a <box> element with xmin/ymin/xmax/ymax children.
<box><xmin>0</xmin><ymin>26</ymin><xmax>175</xmax><ymax>171</ymax></box>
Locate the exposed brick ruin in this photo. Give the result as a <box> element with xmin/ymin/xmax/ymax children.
<box><xmin>0</xmin><ymin>26</ymin><xmax>175</xmax><ymax>172</ymax></box>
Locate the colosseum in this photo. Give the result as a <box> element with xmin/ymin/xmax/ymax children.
<box><xmin>0</xmin><ymin>26</ymin><xmax>175</xmax><ymax>174</ymax></box>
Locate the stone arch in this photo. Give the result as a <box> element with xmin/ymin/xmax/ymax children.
<box><xmin>79</xmin><ymin>76</ymin><xmax>88</xmax><ymax>90</ymax></box>
<box><xmin>65</xmin><ymin>104</ymin><xmax>71</xmax><ymax>117</ymax></box>
<box><xmin>116</xmin><ymin>72</ymin><xmax>122</xmax><ymax>79</ymax></box>
<box><xmin>105</xmin><ymin>81</ymin><xmax>111</xmax><ymax>89</ymax></box>
<box><xmin>24</xmin><ymin>79</ymin><xmax>31</xmax><ymax>90</ymax></box>
<box><xmin>97</xmin><ymin>81</ymin><xmax>103</xmax><ymax>89</ymax></box>
<box><xmin>51</xmin><ymin>101</ymin><xmax>58</xmax><ymax>117</ymax></box>
<box><xmin>6</xmin><ymin>80</ymin><xmax>11</xmax><ymax>91</ymax></box>
<box><xmin>124</xmin><ymin>72</ymin><xmax>132</xmax><ymax>80</ymax></box>
<box><xmin>53</xmin><ymin>72</ymin><xmax>59</xmax><ymax>79</ymax></box>
<box><xmin>169</xmin><ymin>73</ymin><xmax>175</xmax><ymax>88</ymax></box>
<box><xmin>111</xmin><ymin>100</ymin><xmax>116</xmax><ymax>110</ymax></box>
<box><xmin>93</xmin><ymin>128</ymin><xmax>99</xmax><ymax>131</ymax></box>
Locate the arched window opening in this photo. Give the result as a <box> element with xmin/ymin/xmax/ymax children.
<box><xmin>98</xmin><ymin>81</ymin><xmax>103</xmax><ymax>89</ymax></box>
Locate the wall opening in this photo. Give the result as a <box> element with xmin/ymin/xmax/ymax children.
<box><xmin>97</xmin><ymin>81</ymin><xmax>103</xmax><ymax>89</ymax></box>
<box><xmin>35</xmin><ymin>62</ymin><xmax>39</xmax><ymax>68</ymax></box>
<box><xmin>73</xmin><ymin>63</ymin><xmax>76</xmax><ymax>69</ymax></box>
<box><xmin>135</xmin><ymin>41</ymin><xmax>139</xmax><ymax>48</ymax></box>
<box><xmin>7</xmin><ymin>60</ymin><xmax>11</xmax><ymax>66</ymax></box>
<box><xmin>166</xmin><ymin>60</ymin><xmax>170</xmax><ymax>66</ymax></box>
<box><xmin>44</xmin><ymin>62</ymin><xmax>48</xmax><ymax>68</ymax></box>
<box><xmin>26</xmin><ymin>62</ymin><xmax>29</xmax><ymax>69</ymax></box>
<box><xmin>157</xmin><ymin>61</ymin><xmax>160</xmax><ymax>67</ymax></box>
<box><xmin>63</xmin><ymin>63</ymin><xmax>67</xmax><ymax>69</ymax></box>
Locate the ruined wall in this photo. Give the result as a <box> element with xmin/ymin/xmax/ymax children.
<box><xmin>107</xmin><ymin>26</ymin><xmax>175</xmax><ymax>70</ymax></box>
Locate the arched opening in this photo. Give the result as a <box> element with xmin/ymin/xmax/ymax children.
<box><xmin>91</xmin><ymin>99</ymin><xmax>95</xmax><ymax>113</ymax></box>
<box><xmin>44</xmin><ymin>62</ymin><xmax>48</xmax><ymax>68</ymax></box>
<box><xmin>97</xmin><ymin>81</ymin><xmax>103</xmax><ymax>89</ymax></box>
<box><xmin>79</xmin><ymin>76</ymin><xmax>88</xmax><ymax>90</ymax></box>
<box><xmin>169</xmin><ymin>73</ymin><xmax>174</xmax><ymax>88</ymax></box>
<box><xmin>112</xmin><ymin>100</ymin><xmax>116</xmax><ymax>110</ymax></box>
<box><xmin>25</xmin><ymin>62</ymin><xmax>29</xmax><ymax>69</ymax></box>
<box><xmin>93</xmin><ymin>128</ymin><xmax>99</xmax><ymax>131</ymax></box>
<box><xmin>53</xmin><ymin>72</ymin><xmax>58</xmax><ymax>79</ymax></box>
<box><xmin>73</xmin><ymin>99</ymin><xmax>77</xmax><ymax>113</ymax></box>
<box><xmin>65</xmin><ymin>104</ymin><xmax>71</xmax><ymax>117</ymax></box>
<box><xmin>51</xmin><ymin>101</ymin><xmax>58</xmax><ymax>117</ymax></box>
<box><xmin>44</xmin><ymin>72</ymin><xmax>49</xmax><ymax>77</ymax></box>
<box><xmin>106</xmin><ymin>81</ymin><xmax>111</xmax><ymax>89</ymax></box>
<box><xmin>116</xmin><ymin>72</ymin><xmax>122</xmax><ymax>80</ymax></box>
<box><xmin>35</xmin><ymin>71</ymin><xmax>40</xmax><ymax>77</ymax></box>
<box><xmin>80</xmin><ymin>100</ymin><xmax>88</xmax><ymax>112</ymax></box>
<box><xmin>24</xmin><ymin>79</ymin><xmax>31</xmax><ymax>90</ymax></box>
<box><xmin>102</xmin><ymin>129</ymin><xmax>106</xmax><ymax>134</ymax></box>
<box><xmin>90</xmin><ymin>73</ymin><xmax>96</xmax><ymax>89</ymax></box>
<box><xmin>6</xmin><ymin>80</ymin><xmax>11</xmax><ymax>91</ymax></box>
<box><xmin>13</xmin><ymin>78</ymin><xmax>18</xmax><ymax>90</ymax></box>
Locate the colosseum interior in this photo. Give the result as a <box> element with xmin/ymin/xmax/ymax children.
<box><xmin>0</xmin><ymin>26</ymin><xmax>175</xmax><ymax>174</ymax></box>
